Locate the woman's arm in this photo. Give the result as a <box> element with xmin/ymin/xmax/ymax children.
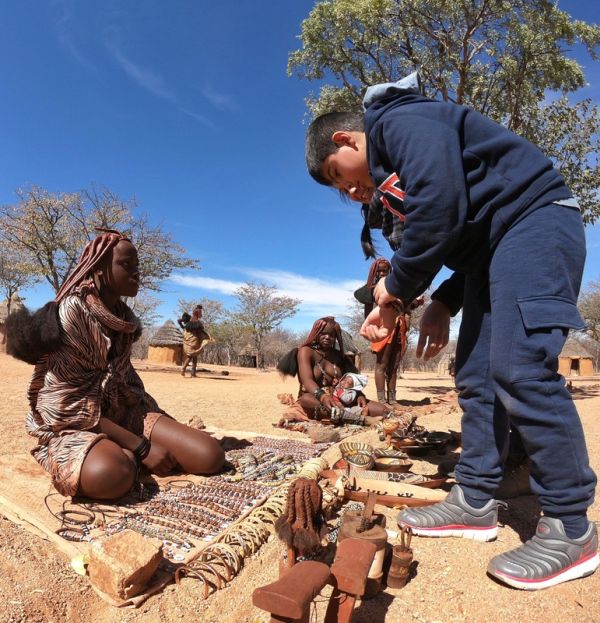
<box><xmin>96</xmin><ymin>417</ymin><xmax>177</xmax><ymax>475</ymax></box>
<box><xmin>96</xmin><ymin>417</ymin><xmax>141</xmax><ymax>451</ymax></box>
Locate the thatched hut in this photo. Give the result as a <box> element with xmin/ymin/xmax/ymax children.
<box><xmin>340</xmin><ymin>329</ymin><xmax>362</xmax><ymax>371</ymax></box>
<box><xmin>147</xmin><ymin>320</ymin><xmax>183</xmax><ymax>365</ymax></box>
<box><xmin>559</xmin><ymin>337</ymin><xmax>595</xmax><ymax>377</ymax></box>
<box><xmin>239</xmin><ymin>343</ymin><xmax>258</xmax><ymax>368</ymax></box>
<box><xmin>0</xmin><ymin>296</ymin><xmax>24</xmax><ymax>350</ymax></box>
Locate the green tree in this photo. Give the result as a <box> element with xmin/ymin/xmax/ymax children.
<box><xmin>289</xmin><ymin>0</ymin><xmax>600</xmax><ymax>220</ymax></box>
<box><xmin>228</xmin><ymin>282</ymin><xmax>300</xmax><ymax>367</ymax></box>
<box><xmin>0</xmin><ymin>243</ymin><xmax>41</xmax><ymax>341</ymax></box>
<box><xmin>128</xmin><ymin>291</ymin><xmax>162</xmax><ymax>329</ymax></box>
<box><xmin>578</xmin><ymin>279</ymin><xmax>600</xmax><ymax>344</ymax></box>
<box><xmin>262</xmin><ymin>327</ymin><xmax>301</xmax><ymax>368</ymax></box>
<box><xmin>177</xmin><ymin>297</ymin><xmax>225</xmax><ymax>329</ymax></box>
<box><xmin>0</xmin><ymin>185</ymin><xmax>199</xmax><ymax>293</ymax></box>
<box><xmin>207</xmin><ymin>320</ymin><xmax>252</xmax><ymax>367</ymax></box>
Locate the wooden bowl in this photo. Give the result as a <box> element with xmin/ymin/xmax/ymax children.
<box><xmin>374</xmin><ymin>457</ymin><xmax>413</xmax><ymax>473</ymax></box>
<box><xmin>391</xmin><ymin>440</ymin><xmax>435</xmax><ymax>456</ymax></box>
<box><xmin>391</xmin><ymin>437</ymin><xmax>422</xmax><ymax>449</ymax></box>
<box><xmin>344</xmin><ymin>450</ymin><xmax>374</xmax><ymax>471</ymax></box>
<box><xmin>373</xmin><ymin>447</ymin><xmax>408</xmax><ymax>460</ymax></box>
<box><xmin>421</xmin><ymin>432</ymin><xmax>452</xmax><ymax>445</ymax></box>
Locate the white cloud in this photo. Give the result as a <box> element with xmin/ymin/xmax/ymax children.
<box><xmin>108</xmin><ymin>43</ymin><xmax>176</xmax><ymax>102</ymax></box>
<box><xmin>169</xmin><ymin>268</ymin><xmax>364</xmax><ymax>319</ymax></box>
<box><xmin>170</xmin><ymin>275</ymin><xmax>242</xmax><ymax>295</ymax></box>
<box><xmin>179</xmin><ymin>107</ymin><xmax>216</xmax><ymax>129</ymax></box>
<box><xmin>105</xmin><ymin>41</ymin><xmax>217</xmax><ymax>128</ymax></box>
<box><xmin>52</xmin><ymin>0</ymin><xmax>96</xmax><ymax>70</ymax></box>
<box><xmin>201</xmin><ymin>86</ymin><xmax>237</xmax><ymax>112</ymax></box>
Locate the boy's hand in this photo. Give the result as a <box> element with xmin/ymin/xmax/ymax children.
<box><xmin>373</xmin><ymin>277</ymin><xmax>397</xmax><ymax>306</ymax></box>
<box><xmin>360</xmin><ymin>305</ymin><xmax>397</xmax><ymax>341</ymax></box>
<box><xmin>416</xmin><ymin>300</ymin><xmax>451</xmax><ymax>360</ymax></box>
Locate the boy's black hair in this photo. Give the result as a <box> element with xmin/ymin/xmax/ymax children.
<box><xmin>6</xmin><ymin>302</ymin><xmax>62</xmax><ymax>365</ymax></box>
<box><xmin>305</xmin><ymin>111</ymin><xmax>364</xmax><ymax>185</ymax></box>
<box><xmin>360</xmin><ymin>203</ymin><xmax>377</xmax><ymax>259</ymax></box>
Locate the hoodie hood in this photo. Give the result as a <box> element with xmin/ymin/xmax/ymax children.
<box><xmin>363</xmin><ymin>71</ymin><xmax>422</xmax><ymax>111</ymax></box>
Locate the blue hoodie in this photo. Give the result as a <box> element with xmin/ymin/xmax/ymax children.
<box><xmin>363</xmin><ymin>77</ymin><xmax>575</xmax><ymax>303</ymax></box>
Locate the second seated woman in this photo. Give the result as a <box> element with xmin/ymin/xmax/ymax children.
<box><xmin>277</xmin><ymin>316</ymin><xmax>390</xmax><ymax>426</ymax></box>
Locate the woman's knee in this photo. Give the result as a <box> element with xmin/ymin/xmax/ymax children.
<box><xmin>152</xmin><ymin>419</ymin><xmax>225</xmax><ymax>474</ymax></box>
<box><xmin>199</xmin><ymin>436</ymin><xmax>225</xmax><ymax>474</ymax></box>
<box><xmin>181</xmin><ymin>431</ymin><xmax>225</xmax><ymax>474</ymax></box>
<box><xmin>79</xmin><ymin>441</ymin><xmax>136</xmax><ymax>499</ymax></box>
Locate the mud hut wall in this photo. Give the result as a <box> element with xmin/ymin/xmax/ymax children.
<box><xmin>559</xmin><ymin>356</ymin><xmax>594</xmax><ymax>377</ymax></box>
<box><xmin>147</xmin><ymin>345</ymin><xmax>182</xmax><ymax>366</ymax></box>
<box><xmin>581</xmin><ymin>358</ymin><xmax>594</xmax><ymax>376</ymax></box>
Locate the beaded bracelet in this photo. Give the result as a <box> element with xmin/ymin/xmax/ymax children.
<box><xmin>132</xmin><ymin>436</ymin><xmax>151</xmax><ymax>461</ymax></box>
<box><xmin>313</xmin><ymin>387</ymin><xmax>325</xmax><ymax>401</ymax></box>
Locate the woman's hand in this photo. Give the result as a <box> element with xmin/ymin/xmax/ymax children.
<box><xmin>357</xmin><ymin>395</ymin><xmax>367</xmax><ymax>408</ymax></box>
<box><xmin>320</xmin><ymin>394</ymin><xmax>334</xmax><ymax>410</ymax></box>
<box><xmin>142</xmin><ymin>442</ymin><xmax>178</xmax><ymax>476</ymax></box>
<box><xmin>416</xmin><ymin>300</ymin><xmax>451</xmax><ymax>360</ymax></box>
<box><xmin>360</xmin><ymin>305</ymin><xmax>397</xmax><ymax>341</ymax></box>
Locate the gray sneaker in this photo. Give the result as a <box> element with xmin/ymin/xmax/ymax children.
<box><xmin>397</xmin><ymin>485</ymin><xmax>499</xmax><ymax>542</ymax></box>
<box><xmin>487</xmin><ymin>517</ymin><xmax>599</xmax><ymax>590</ymax></box>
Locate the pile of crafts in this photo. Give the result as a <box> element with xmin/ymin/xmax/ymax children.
<box><xmin>252</xmin><ymin>477</ymin><xmax>423</xmax><ymax>622</ymax></box>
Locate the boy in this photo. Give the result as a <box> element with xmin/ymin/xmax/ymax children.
<box><xmin>305</xmin><ymin>74</ymin><xmax>598</xmax><ymax>590</ymax></box>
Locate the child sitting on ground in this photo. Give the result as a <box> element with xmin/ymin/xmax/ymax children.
<box><xmin>7</xmin><ymin>229</ymin><xmax>224</xmax><ymax>500</ymax></box>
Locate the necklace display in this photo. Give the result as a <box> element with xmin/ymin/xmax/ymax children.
<box><xmin>223</xmin><ymin>436</ymin><xmax>331</xmax><ymax>484</ymax></box>
<box><xmin>54</xmin><ymin>438</ymin><xmax>328</xmax><ymax>563</ymax></box>
<box><xmin>228</xmin><ymin>436</ymin><xmax>330</xmax><ymax>462</ymax></box>
<box><xmin>101</xmin><ymin>479</ymin><xmax>274</xmax><ymax>560</ymax></box>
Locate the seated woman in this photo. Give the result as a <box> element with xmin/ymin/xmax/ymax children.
<box><xmin>277</xmin><ymin>316</ymin><xmax>389</xmax><ymax>426</ymax></box>
<box><xmin>178</xmin><ymin>305</ymin><xmax>211</xmax><ymax>377</ymax></box>
<box><xmin>7</xmin><ymin>229</ymin><xmax>224</xmax><ymax>500</ymax></box>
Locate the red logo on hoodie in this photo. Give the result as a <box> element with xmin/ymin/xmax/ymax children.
<box><xmin>378</xmin><ymin>173</ymin><xmax>406</xmax><ymax>221</ymax></box>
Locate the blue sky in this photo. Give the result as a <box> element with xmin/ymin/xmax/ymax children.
<box><xmin>1</xmin><ymin>0</ymin><xmax>599</xmax><ymax>333</ymax></box>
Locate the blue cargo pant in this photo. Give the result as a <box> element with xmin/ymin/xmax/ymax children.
<box><xmin>454</xmin><ymin>204</ymin><xmax>596</xmax><ymax>521</ymax></box>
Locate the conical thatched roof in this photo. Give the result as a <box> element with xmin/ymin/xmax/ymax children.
<box><xmin>0</xmin><ymin>296</ymin><xmax>24</xmax><ymax>323</ymax></box>
<box><xmin>340</xmin><ymin>329</ymin><xmax>360</xmax><ymax>354</ymax></box>
<box><xmin>560</xmin><ymin>336</ymin><xmax>595</xmax><ymax>359</ymax></box>
<box><xmin>149</xmin><ymin>320</ymin><xmax>183</xmax><ymax>346</ymax></box>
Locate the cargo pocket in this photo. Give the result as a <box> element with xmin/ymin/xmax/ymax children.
<box><xmin>510</xmin><ymin>296</ymin><xmax>586</xmax><ymax>383</ymax></box>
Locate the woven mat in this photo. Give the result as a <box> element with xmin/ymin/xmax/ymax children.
<box><xmin>0</xmin><ymin>443</ymin><xmax>327</xmax><ymax>608</ymax></box>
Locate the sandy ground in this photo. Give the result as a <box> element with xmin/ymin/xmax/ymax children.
<box><xmin>1</xmin><ymin>351</ymin><xmax>599</xmax><ymax>623</ymax></box>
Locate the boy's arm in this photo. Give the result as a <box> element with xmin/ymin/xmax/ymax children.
<box><xmin>374</xmin><ymin>113</ymin><xmax>469</xmax><ymax>302</ymax></box>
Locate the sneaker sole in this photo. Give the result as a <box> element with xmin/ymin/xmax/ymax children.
<box><xmin>400</xmin><ymin>522</ymin><xmax>498</xmax><ymax>542</ymax></box>
<box><xmin>489</xmin><ymin>552</ymin><xmax>599</xmax><ymax>590</ymax></box>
